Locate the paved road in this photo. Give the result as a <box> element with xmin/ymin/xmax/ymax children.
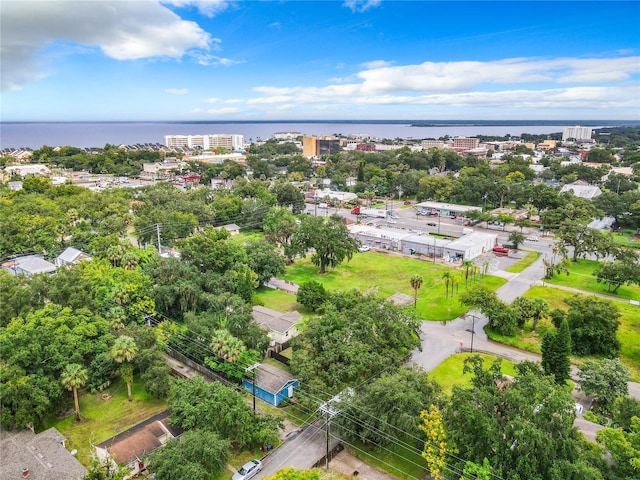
<box><xmin>255</xmin><ymin>418</ymin><xmax>340</xmax><ymax>480</ymax></box>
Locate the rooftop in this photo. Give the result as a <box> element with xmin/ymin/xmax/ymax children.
<box><xmin>0</xmin><ymin>427</ymin><xmax>87</xmax><ymax>480</ymax></box>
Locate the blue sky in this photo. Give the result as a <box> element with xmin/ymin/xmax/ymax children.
<box><xmin>1</xmin><ymin>0</ymin><xmax>639</xmax><ymax>121</ymax></box>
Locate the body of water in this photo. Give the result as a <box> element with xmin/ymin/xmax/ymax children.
<box><xmin>0</xmin><ymin>120</ymin><xmax>625</xmax><ymax>150</ymax></box>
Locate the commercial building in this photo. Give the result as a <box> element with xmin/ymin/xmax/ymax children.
<box><xmin>452</xmin><ymin>137</ymin><xmax>480</xmax><ymax>150</ymax></box>
<box><xmin>562</xmin><ymin>126</ymin><xmax>593</xmax><ymax>142</ymax></box>
<box><xmin>349</xmin><ymin>225</ymin><xmax>496</xmax><ymax>261</ymax></box>
<box><xmin>421</xmin><ymin>140</ymin><xmax>445</xmax><ymax>149</ymax></box>
<box><xmin>416</xmin><ymin>201</ymin><xmax>482</xmax><ymax>217</ymax></box>
<box><xmin>2</xmin><ymin>255</ymin><xmax>57</xmax><ymax>276</ymax></box>
<box><xmin>302</xmin><ymin>136</ymin><xmax>341</xmax><ymax>157</ymax></box>
<box><xmin>164</xmin><ymin>134</ymin><xmax>244</xmax><ymax>151</ymax></box>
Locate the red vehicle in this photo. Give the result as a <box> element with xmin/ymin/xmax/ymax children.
<box><xmin>429</xmin><ymin>211</ymin><xmax>439</xmax><ymax>216</ymax></box>
<box><xmin>492</xmin><ymin>246</ymin><xmax>509</xmax><ymax>254</ymax></box>
<box><xmin>403</xmin><ymin>200</ymin><xmax>413</xmax><ymax>205</ymax></box>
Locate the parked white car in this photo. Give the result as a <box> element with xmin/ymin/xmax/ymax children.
<box><xmin>358</xmin><ymin>245</ymin><xmax>371</xmax><ymax>252</ymax></box>
<box><xmin>232</xmin><ymin>460</ymin><xmax>263</xmax><ymax>480</ymax></box>
<box><xmin>527</xmin><ymin>236</ymin><xmax>539</xmax><ymax>242</ymax></box>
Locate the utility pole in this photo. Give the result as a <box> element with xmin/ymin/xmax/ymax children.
<box><xmin>155</xmin><ymin>223</ymin><xmax>162</xmax><ymax>255</ymax></box>
<box><xmin>470</xmin><ymin>314</ymin><xmax>476</xmax><ymax>353</ymax></box>
<box><xmin>319</xmin><ymin>399</ymin><xmax>339</xmax><ymax>471</ymax></box>
<box><xmin>245</xmin><ymin>363</ymin><xmax>260</xmax><ymax>414</ymax></box>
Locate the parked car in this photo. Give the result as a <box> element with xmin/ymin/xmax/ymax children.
<box><xmin>427</xmin><ymin>222</ymin><xmax>437</xmax><ymax>227</ymax></box>
<box><xmin>429</xmin><ymin>211</ymin><xmax>439</xmax><ymax>216</ymax></box>
<box><xmin>403</xmin><ymin>200</ymin><xmax>413</xmax><ymax>205</ymax></box>
<box><xmin>527</xmin><ymin>236</ymin><xmax>539</xmax><ymax>241</ymax></box>
<box><xmin>232</xmin><ymin>460</ymin><xmax>262</xmax><ymax>480</ymax></box>
<box><xmin>358</xmin><ymin>245</ymin><xmax>371</xmax><ymax>252</ymax></box>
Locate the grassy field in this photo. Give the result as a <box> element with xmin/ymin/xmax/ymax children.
<box><xmin>505</xmin><ymin>250</ymin><xmax>541</xmax><ymax>273</ymax></box>
<box><xmin>429</xmin><ymin>353</ymin><xmax>517</xmax><ymax>394</ymax></box>
<box><xmin>545</xmin><ymin>259</ymin><xmax>640</xmax><ymax>301</ymax></box>
<box><xmin>281</xmin><ymin>251</ymin><xmax>506</xmax><ymax>321</ymax></box>
<box><xmin>486</xmin><ymin>286</ymin><xmax>640</xmax><ymax>381</ymax></box>
<box><xmin>612</xmin><ymin>229</ymin><xmax>640</xmax><ymax>249</ymax></box>
<box><xmin>42</xmin><ymin>378</ymin><xmax>168</xmax><ymax>467</ymax></box>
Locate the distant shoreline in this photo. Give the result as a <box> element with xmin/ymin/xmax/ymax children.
<box><xmin>2</xmin><ymin>119</ymin><xmax>638</xmax><ymax>126</ymax></box>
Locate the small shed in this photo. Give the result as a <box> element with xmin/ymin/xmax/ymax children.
<box><xmin>218</xmin><ymin>223</ymin><xmax>240</xmax><ymax>235</ymax></box>
<box><xmin>243</xmin><ymin>363</ymin><xmax>298</xmax><ymax>406</ymax></box>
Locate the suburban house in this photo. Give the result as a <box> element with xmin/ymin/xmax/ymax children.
<box><xmin>95</xmin><ymin>411</ymin><xmax>183</xmax><ymax>480</ymax></box>
<box><xmin>0</xmin><ymin>427</ymin><xmax>87</xmax><ymax>480</ymax></box>
<box><xmin>252</xmin><ymin>306</ymin><xmax>302</xmax><ymax>352</ymax></box>
<box><xmin>1</xmin><ymin>255</ymin><xmax>57</xmax><ymax>276</ymax></box>
<box><xmin>55</xmin><ymin>247</ymin><xmax>92</xmax><ymax>267</ymax></box>
<box><xmin>243</xmin><ymin>363</ymin><xmax>299</xmax><ymax>406</ymax></box>
<box><xmin>559</xmin><ymin>180</ymin><xmax>602</xmax><ymax>199</ymax></box>
<box><xmin>218</xmin><ymin>223</ymin><xmax>240</xmax><ymax>235</ymax></box>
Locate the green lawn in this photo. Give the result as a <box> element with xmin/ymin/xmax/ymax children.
<box><xmin>429</xmin><ymin>353</ymin><xmax>517</xmax><ymax>395</ymax></box>
<box><xmin>486</xmin><ymin>286</ymin><xmax>640</xmax><ymax>381</ymax></box>
<box><xmin>254</xmin><ymin>287</ymin><xmax>302</xmax><ymax>312</ymax></box>
<box><xmin>505</xmin><ymin>250</ymin><xmax>541</xmax><ymax>273</ymax></box>
<box><xmin>545</xmin><ymin>259</ymin><xmax>640</xmax><ymax>301</ymax></box>
<box><xmin>612</xmin><ymin>230</ymin><xmax>640</xmax><ymax>249</ymax></box>
<box><xmin>42</xmin><ymin>378</ymin><xmax>168</xmax><ymax>467</ymax></box>
<box><xmin>282</xmin><ymin>252</ymin><xmax>506</xmax><ymax>321</ymax></box>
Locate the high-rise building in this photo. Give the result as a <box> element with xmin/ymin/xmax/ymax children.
<box><xmin>452</xmin><ymin>137</ymin><xmax>480</xmax><ymax>150</ymax></box>
<box><xmin>302</xmin><ymin>136</ymin><xmax>341</xmax><ymax>157</ymax></box>
<box><xmin>164</xmin><ymin>134</ymin><xmax>244</xmax><ymax>151</ymax></box>
<box><xmin>562</xmin><ymin>126</ymin><xmax>593</xmax><ymax>142</ymax></box>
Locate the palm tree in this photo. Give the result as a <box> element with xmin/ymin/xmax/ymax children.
<box><xmin>61</xmin><ymin>363</ymin><xmax>89</xmax><ymax>421</ymax></box>
<box><xmin>111</xmin><ymin>336</ymin><xmax>138</xmax><ymax>401</ymax></box>
<box><xmin>461</xmin><ymin>260</ymin><xmax>473</xmax><ymax>288</ymax></box>
<box><xmin>508</xmin><ymin>231</ymin><xmax>525</xmax><ymax>250</ymax></box>
<box><xmin>410</xmin><ymin>274</ymin><xmax>423</xmax><ymax>309</ymax></box>
<box><xmin>442</xmin><ymin>271</ymin><xmax>451</xmax><ymax>301</ymax></box>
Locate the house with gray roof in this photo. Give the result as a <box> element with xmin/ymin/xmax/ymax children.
<box><xmin>1</xmin><ymin>255</ymin><xmax>57</xmax><ymax>276</ymax></box>
<box><xmin>0</xmin><ymin>427</ymin><xmax>87</xmax><ymax>480</ymax></box>
<box><xmin>560</xmin><ymin>180</ymin><xmax>602</xmax><ymax>199</ymax></box>
<box><xmin>242</xmin><ymin>363</ymin><xmax>298</xmax><ymax>406</ymax></box>
<box><xmin>252</xmin><ymin>306</ymin><xmax>302</xmax><ymax>351</ymax></box>
<box><xmin>55</xmin><ymin>247</ymin><xmax>92</xmax><ymax>267</ymax></box>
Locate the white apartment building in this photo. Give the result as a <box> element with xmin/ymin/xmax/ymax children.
<box><xmin>164</xmin><ymin>134</ymin><xmax>244</xmax><ymax>151</ymax></box>
<box><xmin>562</xmin><ymin>126</ymin><xmax>593</xmax><ymax>142</ymax></box>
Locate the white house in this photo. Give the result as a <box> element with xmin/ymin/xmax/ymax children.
<box><xmin>55</xmin><ymin>247</ymin><xmax>92</xmax><ymax>267</ymax></box>
<box><xmin>252</xmin><ymin>306</ymin><xmax>302</xmax><ymax>351</ymax></box>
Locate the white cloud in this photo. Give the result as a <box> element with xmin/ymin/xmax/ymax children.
<box><xmin>343</xmin><ymin>0</ymin><xmax>381</xmax><ymax>13</ymax></box>
<box><xmin>165</xmin><ymin>88</ymin><xmax>189</xmax><ymax>95</ymax></box>
<box><xmin>192</xmin><ymin>53</ymin><xmax>244</xmax><ymax>66</ymax></box>
<box><xmin>203</xmin><ymin>97</ymin><xmax>220</xmax><ymax>103</ymax></box>
<box><xmin>164</xmin><ymin>0</ymin><xmax>230</xmax><ymax>18</ymax></box>
<box><xmin>224</xmin><ymin>98</ymin><xmax>245</xmax><ymax>104</ymax></box>
<box><xmin>239</xmin><ymin>56</ymin><xmax>639</xmax><ymax>114</ymax></box>
<box><xmin>360</xmin><ymin>60</ymin><xmax>392</xmax><ymax>69</ymax></box>
<box><xmin>205</xmin><ymin>107</ymin><xmax>241</xmax><ymax>114</ymax></box>
<box><xmin>1</xmin><ymin>0</ymin><xmax>212</xmax><ymax>91</ymax></box>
